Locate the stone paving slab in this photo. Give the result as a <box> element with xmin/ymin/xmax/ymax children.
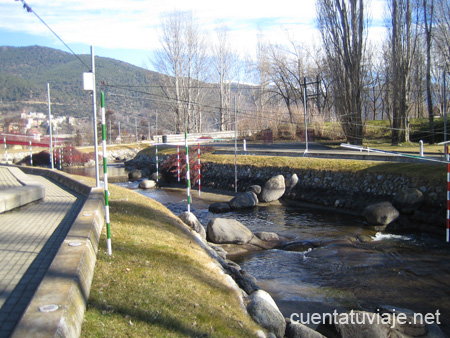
<box><xmin>0</xmin><ymin>173</ymin><xmax>85</xmax><ymax>337</ymax></box>
<box><xmin>0</xmin><ymin>166</ymin><xmax>45</xmax><ymax>214</ymax></box>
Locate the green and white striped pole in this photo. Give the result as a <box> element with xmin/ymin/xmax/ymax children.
<box><xmin>185</xmin><ymin>132</ymin><xmax>191</xmax><ymax>212</ymax></box>
<box><xmin>101</xmin><ymin>92</ymin><xmax>112</xmax><ymax>255</ymax></box>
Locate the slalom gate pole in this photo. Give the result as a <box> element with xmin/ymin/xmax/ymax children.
<box><xmin>177</xmin><ymin>144</ymin><xmax>180</xmax><ymax>182</ymax></box>
<box><xmin>3</xmin><ymin>137</ymin><xmax>8</xmax><ymax>164</ymax></box>
<box><xmin>101</xmin><ymin>92</ymin><xmax>112</xmax><ymax>255</ymax></box>
<box><xmin>58</xmin><ymin>147</ymin><xmax>61</xmax><ymax>170</ymax></box>
<box><xmin>198</xmin><ymin>143</ymin><xmax>201</xmax><ymax>196</ymax></box>
<box><xmin>29</xmin><ymin>141</ymin><xmax>33</xmax><ymax>166</ymax></box>
<box><xmin>185</xmin><ymin>132</ymin><xmax>191</xmax><ymax>212</ymax></box>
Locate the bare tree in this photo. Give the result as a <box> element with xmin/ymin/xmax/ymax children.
<box><xmin>388</xmin><ymin>0</ymin><xmax>419</xmax><ymax>144</ymax></box>
<box><xmin>434</xmin><ymin>0</ymin><xmax>450</xmax><ymax>69</ymax></box>
<box><xmin>211</xmin><ymin>25</ymin><xmax>237</xmax><ymax>131</ymax></box>
<box><xmin>153</xmin><ymin>11</ymin><xmax>208</xmax><ymax>133</ymax></box>
<box><xmin>317</xmin><ymin>0</ymin><xmax>367</xmax><ymax>144</ymax></box>
<box><xmin>423</xmin><ymin>0</ymin><xmax>435</xmax><ymax>143</ymax></box>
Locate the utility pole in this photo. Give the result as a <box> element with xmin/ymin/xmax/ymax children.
<box><xmin>303</xmin><ymin>77</ymin><xmax>309</xmax><ymax>154</ymax></box>
<box><xmin>90</xmin><ymin>46</ymin><xmax>100</xmax><ymax>187</ymax></box>
<box><xmin>47</xmin><ymin>83</ymin><xmax>54</xmax><ymax>169</ymax></box>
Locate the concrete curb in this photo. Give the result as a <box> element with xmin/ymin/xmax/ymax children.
<box><xmin>0</xmin><ymin>166</ymin><xmax>45</xmax><ymax>213</ymax></box>
<box><xmin>9</xmin><ymin>166</ymin><xmax>105</xmax><ymax>338</ymax></box>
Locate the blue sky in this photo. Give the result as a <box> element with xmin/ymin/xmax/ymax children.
<box><xmin>0</xmin><ymin>0</ymin><xmax>385</xmax><ymax>70</ymax></box>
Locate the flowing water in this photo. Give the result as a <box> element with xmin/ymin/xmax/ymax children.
<box><xmin>115</xmin><ymin>183</ymin><xmax>450</xmax><ymax>335</ymax></box>
<box><xmin>102</xmin><ymin>175</ymin><xmax>450</xmax><ymax>335</ymax></box>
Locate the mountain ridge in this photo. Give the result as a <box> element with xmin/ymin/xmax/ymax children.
<box><xmin>0</xmin><ymin>45</ymin><xmax>163</xmax><ymax>117</ymax></box>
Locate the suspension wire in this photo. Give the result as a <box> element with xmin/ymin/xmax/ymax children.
<box><xmin>16</xmin><ymin>0</ymin><xmax>91</xmax><ymax>71</ymax></box>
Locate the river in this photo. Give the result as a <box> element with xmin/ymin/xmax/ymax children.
<box><xmin>65</xmin><ymin>166</ymin><xmax>450</xmax><ymax>335</ymax></box>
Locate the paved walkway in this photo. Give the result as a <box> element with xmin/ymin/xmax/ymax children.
<box><xmin>0</xmin><ymin>169</ymin><xmax>85</xmax><ymax>337</ymax></box>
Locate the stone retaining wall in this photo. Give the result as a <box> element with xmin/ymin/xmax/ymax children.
<box><xmin>200</xmin><ymin>162</ymin><xmax>446</xmax><ymax>234</ymax></box>
<box><xmin>202</xmin><ymin>163</ymin><xmax>443</xmax><ymax>204</ymax></box>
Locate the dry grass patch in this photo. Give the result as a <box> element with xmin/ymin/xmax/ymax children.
<box><xmin>81</xmin><ymin>184</ymin><xmax>261</xmax><ymax>338</ymax></box>
<box><xmin>201</xmin><ymin>154</ymin><xmax>446</xmax><ymax>184</ymax></box>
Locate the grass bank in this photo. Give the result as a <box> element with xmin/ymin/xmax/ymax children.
<box><xmin>81</xmin><ymin>182</ymin><xmax>261</xmax><ymax>338</ymax></box>
<box><xmin>201</xmin><ymin>153</ymin><xmax>446</xmax><ymax>184</ymax></box>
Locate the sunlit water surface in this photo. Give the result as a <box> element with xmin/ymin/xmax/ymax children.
<box><xmin>90</xmin><ymin>174</ymin><xmax>449</xmax><ymax>335</ymax></box>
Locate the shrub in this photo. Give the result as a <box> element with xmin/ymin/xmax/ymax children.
<box><xmin>160</xmin><ymin>145</ymin><xmax>214</xmax><ymax>185</ymax></box>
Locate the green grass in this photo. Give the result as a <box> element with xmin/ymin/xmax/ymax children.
<box><xmin>81</xmin><ymin>182</ymin><xmax>261</xmax><ymax>338</ymax></box>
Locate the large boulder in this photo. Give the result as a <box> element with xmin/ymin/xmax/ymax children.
<box><xmin>317</xmin><ymin>311</ymin><xmax>391</xmax><ymax>338</ymax></box>
<box><xmin>362</xmin><ymin>202</ymin><xmax>400</xmax><ymax>226</ymax></box>
<box><xmin>179</xmin><ymin>212</ymin><xmax>206</xmax><ymax>240</ymax></box>
<box><xmin>139</xmin><ymin>179</ymin><xmax>156</xmax><ymax>189</ymax></box>
<box><xmin>207</xmin><ymin>218</ymin><xmax>253</xmax><ymax>244</ymax></box>
<box><xmin>128</xmin><ymin>169</ymin><xmax>142</xmax><ymax>181</ymax></box>
<box><xmin>286</xmin><ymin>320</ymin><xmax>326</xmax><ymax>338</ymax></box>
<box><xmin>394</xmin><ymin>188</ymin><xmax>424</xmax><ymax>205</ymax></box>
<box><xmin>247</xmin><ymin>185</ymin><xmax>262</xmax><ymax>195</ymax></box>
<box><xmin>286</xmin><ymin>173</ymin><xmax>299</xmax><ymax>191</ymax></box>
<box><xmin>393</xmin><ymin>188</ymin><xmax>424</xmax><ymax>213</ymax></box>
<box><xmin>247</xmin><ymin>290</ymin><xmax>286</xmax><ymax>338</ymax></box>
<box><xmin>255</xmin><ymin>232</ymin><xmax>279</xmax><ymax>242</ymax></box>
<box><xmin>229</xmin><ymin>191</ymin><xmax>258</xmax><ymax>210</ymax></box>
<box><xmin>209</xmin><ymin>202</ymin><xmax>231</xmax><ymax>213</ymax></box>
<box><xmin>260</xmin><ymin>175</ymin><xmax>286</xmax><ymax>202</ymax></box>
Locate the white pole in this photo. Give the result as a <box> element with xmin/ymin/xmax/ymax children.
<box><xmin>303</xmin><ymin>77</ymin><xmax>309</xmax><ymax>154</ymax></box>
<box><xmin>47</xmin><ymin>83</ymin><xmax>54</xmax><ymax>169</ymax></box>
<box><xmin>234</xmin><ymin>96</ymin><xmax>238</xmax><ymax>193</ymax></box>
<box><xmin>91</xmin><ymin>46</ymin><xmax>100</xmax><ymax>187</ymax></box>
<box><xmin>3</xmin><ymin>137</ymin><xmax>8</xmax><ymax>164</ymax></box>
<box><xmin>118</xmin><ymin>121</ymin><xmax>121</xmax><ymax>144</ymax></box>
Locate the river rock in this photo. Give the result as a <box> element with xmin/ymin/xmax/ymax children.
<box><xmin>207</xmin><ymin>218</ymin><xmax>253</xmax><ymax>244</ymax></box>
<box><xmin>394</xmin><ymin>188</ymin><xmax>424</xmax><ymax>205</ymax></box>
<box><xmin>286</xmin><ymin>173</ymin><xmax>299</xmax><ymax>190</ymax></box>
<box><xmin>394</xmin><ymin>188</ymin><xmax>424</xmax><ymax>213</ymax></box>
<box><xmin>128</xmin><ymin>169</ymin><xmax>142</xmax><ymax>181</ymax></box>
<box><xmin>229</xmin><ymin>191</ymin><xmax>258</xmax><ymax>209</ymax></box>
<box><xmin>247</xmin><ymin>290</ymin><xmax>286</xmax><ymax>338</ymax></box>
<box><xmin>255</xmin><ymin>232</ymin><xmax>279</xmax><ymax>242</ymax></box>
<box><xmin>247</xmin><ymin>185</ymin><xmax>262</xmax><ymax>195</ymax></box>
<box><xmin>286</xmin><ymin>320</ymin><xmax>326</xmax><ymax>338</ymax></box>
<box><xmin>150</xmin><ymin>172</ymin><xmax>162</xmax><ymax>182</ymax></box>
<box><xmin>209</xmin><ymin>202</ymin><xmax>231</xmax><ymax>213</ymax></box>
<box><xmin>139</xmin><ymin>179</ymin><xmax>156</xmax><ymax>189</ymax></box>
<box><xmin>281</xmin><ymin>240</ymin><xmax>316</xmax><ymax>252</ymax></box>
<box><xmin>317</xmin><ymin>311</ymin><xmax>391</xmax><ymax>338</ymax></box>
<box><xmin>223</xmin><ymin>264</ymin><xmax>259</xmax><ymax>294</ymax></box>
<box><xmin>362</xmin><ymin>202</ymin><xmax>399</xmax><ymax>226</ymax></box>
<box><xmin>260</xmin><ymin>175</ymin><xmax>286</xmax><ymax>202</ymax></box>
<box><xmin>179</xmin><ymin>211</ymin><xmax>206</xmax><ymax>240</ymax></box>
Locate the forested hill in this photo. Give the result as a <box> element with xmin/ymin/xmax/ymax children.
<box><xmin>0</xmin><ymin>45</ymin><xmax>164</xmax><ymax>116</ymax></box>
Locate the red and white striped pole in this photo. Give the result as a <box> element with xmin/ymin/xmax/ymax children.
<box><xmin>177</xmin><ymin>144</ymin><xmax>180</xmax><ymax>182</ymax></box>
<box><xmin>185</xmin><ymin>132</ymin><xmax>191</xmax><ymax>213</ymax></box>
<box><xmin>198</xmin><ymin>143</ymin><xmax>201</xmax><ymax>196</ymax></box>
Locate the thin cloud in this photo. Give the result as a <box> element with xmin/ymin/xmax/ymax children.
<box><xmin>0</xmin><ymin>0</ymin><xmax>388</xmax><ymax>65</ymax></box>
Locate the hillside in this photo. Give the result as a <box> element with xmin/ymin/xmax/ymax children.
<box><xmin>0</xmin><ymin>45</ymin><xmax>165</xmax><ymax>117</ymax></box>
